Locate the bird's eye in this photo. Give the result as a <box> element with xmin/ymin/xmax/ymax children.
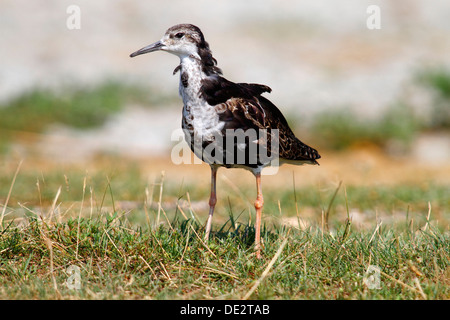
<box><xmin>174</xmin><ymin>32</ymin><xmax>185</xmax><ymax>39</ymax></box>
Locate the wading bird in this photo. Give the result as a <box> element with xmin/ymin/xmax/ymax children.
<box><xmin>130</xmin><ymin>24</ymin><xmax>320</xmax><ymax>259</ymax></box>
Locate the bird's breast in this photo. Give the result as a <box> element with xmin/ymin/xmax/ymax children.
<box><xmin>179</xmin><ymin>66</ymin><xmax>224</xmax><ymax>141</ymax></box>
<box><xmin>181</xmin><ymin>100</ymin><xmax>224</xmax><ymax>141</ymax></box>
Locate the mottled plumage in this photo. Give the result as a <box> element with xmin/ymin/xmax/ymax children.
<box><xmin>130</xmin><ymin>24</ymin><xmax>320</xmax><ymax>259</ymax></box>
<box><xmin>199</xmin><ymin>76</ymin><xmax>320</xmax><ymax>166</ymax></box>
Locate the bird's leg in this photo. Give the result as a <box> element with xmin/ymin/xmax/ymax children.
<box><xmin>254</xmin><ymin>172</ymin><xmax>264</xmax><ymax>259</ymax></box>
<box><xmin>204</xmin><ymin>166</ymin><xmax>218</xmax><ymax>241</ymax></box>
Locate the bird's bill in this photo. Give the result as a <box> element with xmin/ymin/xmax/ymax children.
<box><xmin>130</xmin><ymin>40</ymin><xmax>165</xmax><ymax>57</ymax></box>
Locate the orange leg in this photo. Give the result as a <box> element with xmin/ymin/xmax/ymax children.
<box><xmin>204</xmin><ymin>166</ymin><xmax>217</xmax><ymax>241</ymax></box>
<box><xmin>254</xmin><ymin>172</ymin><xmax>263</xmax><ymax>259</ymax></box>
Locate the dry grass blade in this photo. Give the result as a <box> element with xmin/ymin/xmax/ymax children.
<box><xmin>139</xmin><ymin>255</ymin><xmax>157</xmax><ymax>280</ymax></box>
<box><xmin>324</xmin><ymin>180</ymin><xmax>342</xmax><ymax>232</ymax></box>
<box><xmin>422</xmin><ymin>201</ymin><xmax>432</xmax><ymax>231</ymax></box>
<box><xmin>204</xmin><ymin>266</ymin><xmax>239</xmax><ymax>279</ymax></box>
<box><xmin>38</xmin><ymin>223</ymin><xmax>61</xmax><ymax>297</ymax></box>
<box><xmin>178</xmin><ymin>224</ymin><xmax>191</xmax><ymax>277</ymax></box>
<box><xmin>380</xmin><ymin>270</ymin><xmax>427</xmax><ymax>299</ymax></box>
<box><xmin>242</xmin><ymin>238</ymin><xmax>288</xmax><ymax>300</ymax></box>
<box><xmin>0</xmin><ymin>160</ymin><xmax>23</xmax><ymax>231</ymax></box>
<box><xmin>160</xmin><ymin>207</ymin><xmax>174</xmax><ymax>232</ymax></box>
<box><xmin>76</xmin><ymin>176</ymin><xmax>87</xmax><ymax>259</ymax></box>
<box><xmin>177</xmin><ymin>205</ymin><xmax>217</xmax><ymax>258</ymax></box>
<box><xmin>367</xmin><ymin>220</ymin><xmax>383</xmax><ymax>248</ymax></box>
<box><xmin>102</xmin><ymin>227</ymin><xmax>126</xmax><ymax>261</ymax></box>
<box><xmin>157</xmin><ymin>171</ymin><xmax>165</xmax><ymax>227</ymax></box>
<box><xmin>43</xmin><ymin>235</ymin><xmax>58</xmax><ymax>291</ymax></box>
<box><xmin>48</xmin><ymin>186</ymin><xmax>61</xmax><ymax>223</ymax></box>
<box><xmin>159</xmin><ymin>260</ymin><xmax>173</xmax><ymax>283</ymax></box>
<box><xmin>414</xmin><ymin>277</ymin><xmax>428</xmax><ymax>300</ymax></box>
<box><xmin>144</xmin><ymin>186</ymin><xmax>152</xmax><ymax>230</ymax></box>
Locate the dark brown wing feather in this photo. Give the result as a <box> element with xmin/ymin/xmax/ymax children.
<box><xmin>258</xmin><ymin>96</ymin><xmax>320</xmax><ymax>163</ymax></box>
<box><xmin>201</xmin><ymin>76</ymin><xmax>272</xmax><ymax>105</ymax></box>
<box><xmin>200</xmin><ymin>76</ymin><xmax>320</xmax><ymax>165</ymax></box>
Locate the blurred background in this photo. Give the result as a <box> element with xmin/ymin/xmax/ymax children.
<box><xmin>0</xmin><ymin>0</ymin><xmax>449</xmax><ymax>227</ymax></box>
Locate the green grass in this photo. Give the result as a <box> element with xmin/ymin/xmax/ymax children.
<box><xmin>310</xmin><ymin>103</ymin><xmax>421</xmax><ymax>151</ymax></box>
<box><xmin>416</xmin><ymin>68</ymin><xmax>450</xmax><ymax>130</ymax></box>
<box><xmin>0</xmin><ymin>165</ymin><xmax>448</xmax><ymax>300</ymax></box>
<box><xmin>309</xmin><ymin>66</ymin><xmax>450</xmax><ymax>151</ymax></box>
<box><xmin>0</xmin><ymin>81</ymin><xmax>177</xmax><ymax>153</ymax></box>
<box><xmin>0</xmin><ymin>210</ymin><xmax>448</xmax><ymax>299</ymax></box>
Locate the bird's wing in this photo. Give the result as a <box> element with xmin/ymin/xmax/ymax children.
<box><xmin>200</xmin><ymin>76</ymin><xmax>320</xmax><ymax>164</ymax></box>
<box><xmin>201</xmin><ymin>76</ymin><xmax>271</xmax><ymax>125</ymax></box>
<box><xmin>201</xmin><ymin>76</ymin><xmax>272</xmax><ymax>105</ymax></box>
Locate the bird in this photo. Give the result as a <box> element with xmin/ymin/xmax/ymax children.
<box><xmin>130</xmin><ymin>24</ymin><xmax>320</xmax><ymax>259</ymax></box>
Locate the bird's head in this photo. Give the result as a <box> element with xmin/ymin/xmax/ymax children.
<box><xmin>130</xmin><ymin>24</ymin><xmax>206</xmax><ymax>59</ymax></box>
<box><xmin>130</xmin><ymin>24</ymin><xmax>222</xmax><ymax>75</ymax></box>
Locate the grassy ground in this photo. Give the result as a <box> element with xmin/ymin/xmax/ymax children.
<box><xmin>0</xmin><ymin>154</ymin><xmax>448</xmax><ymax>300</ymax></box>
<box><xmin>0</xmin><ymin>71</ymin><xmax>449</xmax><ymax>299</ymax></box>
